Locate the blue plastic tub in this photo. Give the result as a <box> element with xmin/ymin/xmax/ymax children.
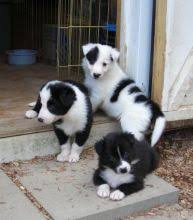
<box><xmin>7</xmin><ymin>49</ymin><xmax>37</xmax><ymax>65</ymax></box>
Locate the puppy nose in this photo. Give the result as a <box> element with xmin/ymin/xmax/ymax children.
<box><xmin>120</xmin><ymin>168</ymin><xmax>127</xmax><ymax>174</ymax></box>
<box><xmin>38</xmin><ymin>118</ymin><xmax>44</xmax><ymax>123</ymax></box>
<box><xmin>93</xmin><ymin>73</ymin><xmax>100</xmax><ymax>79</ymax></box>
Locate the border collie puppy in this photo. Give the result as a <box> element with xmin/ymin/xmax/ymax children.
<box><xmin>93</xmin><ymin>132</ymin><xmax>159</xmax><ymax>201</ymax></box>
<box><xmin>25</xmin><ymin>80</ymin><xmax>92</xmax><ymax>163</ymax></box>
<box><xmin>82</xmin><ymin>43</ymin><xmax>165</xmax><ymax>146</ymax></box>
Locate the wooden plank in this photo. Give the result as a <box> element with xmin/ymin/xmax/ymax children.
<box><xmin>116</xmin><ymin>0</ymin><xmax>121</xmax><ymax>49</ymax></box>
<box><xmin>151</xmin><ymin>0</ymin><xmax>167</xmax><ymax>105</ymax></box>
<box><xmin>0</xmin><ymin>112</ymin><xmax>114</xmax><ymax>139</ymax></box>
<box><xmin>0</xmin><ymin>63</ymin><xmax>114</xmax><ymax>139</ymax></box>
<box><xmin>166</xmin><ymin>119</ymin><xmax>193</xmax><ymax>131</ymax></box>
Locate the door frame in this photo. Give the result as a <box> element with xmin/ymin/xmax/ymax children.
<box><xmin>151</xmin><ymin>0</ymin><xmax>167</xmax><ymax>105</ymax></box>
<box><xmin>151</xmin><ymin>0</ymin><xmax>193</xmax><ymax>129</ymax></box>
<box><xmin>118</xmin><ymin>0</ymin><xmax>154</xmax><ymax>96</ymax></box>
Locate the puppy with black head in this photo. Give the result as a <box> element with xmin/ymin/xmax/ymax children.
<box><xmin>25</xmin><ymin>80</ymin><xmax>92</xmax><ymax>163</ymax></box>
<box><xmin>93</xmin><ymin>132</ymin><xmax>159</xmax><ymax>201</ymax></box>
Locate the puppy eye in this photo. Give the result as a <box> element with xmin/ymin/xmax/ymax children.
<box><xmin>110</xmin><ymin>157</ymin><xmax>117</xmax><ymax>163</ymax></box>
<box><xmin>103</xmin><ymin>62</ymin><xmax>107</xmax><ymax>67</ymax></box>
<box><xmin>48</xmin><ymin>100</ymin><xmax>54</xmax><ymax>106</ymax></box>
<box><xmin>124</xmin><ymin>152</ymin><xmax>129</xmax><ymax>159</ymax></box>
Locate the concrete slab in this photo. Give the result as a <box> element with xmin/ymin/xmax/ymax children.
<box><xmin>0</xmin><ymin>120</ymin><xmax>120</xmax><ymax>163</ymax></box>
<box><xmin>14</xmin><ymin>150</ymin><xmax>179</xmax><ymax>220</ymax></box>
<box><xmin>0</xmin><ymin>170</ymin><xmax>44</xmax><ymax>220</ymax></box>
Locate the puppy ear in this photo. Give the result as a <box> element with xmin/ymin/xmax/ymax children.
<box><xmin>122</xmin><ymin>132</ymin><xmax>135</xmax><ymax>145</ymax></box>
<box><xmin>59</xmin><ymin>86</ymin><xmax>76</xmax><ymax>109</ymax></box>
<box><xmin>82</xmin><ymin>43</ymin><xmax>96</xmax><ymax>55</ymax></box>
<box><xmin>94</xmin><ymin>139</ymin><xmax>105</xmax><ymax>156</ymax></box>
<box><xmin>110</xmin><ymin>48</ymin><xmax>120</xmax><ymax>62</ymax></box>
<box><xmin>40</xmin><ymin>82</ymin><xmax>46</xmax><ymax>91</ymax></box>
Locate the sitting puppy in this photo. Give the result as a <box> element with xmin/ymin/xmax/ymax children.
<box><xmin>93</xmin><ymin>132</ymin><xmax>159</xmax><ymax>201</ymax></box>
<box><xmin>25</xmin><ymin>80</ymin><xmax>92</xmax><ymax>163</ymax></box>
<box><xmin>82</xmin><ymin>43</ymin><xmax>165</xmax><ymax>146</ymax></box>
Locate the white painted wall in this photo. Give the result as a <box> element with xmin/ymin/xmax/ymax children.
<box><xmin>119</xmin><ymin>0</ymin><xmax>193</xmax><ymax>121</ymax></box>
<box><xmin>119</xmin><ymin>0</ymin><xmax>153</xmax><ymax>95</ymax></box>
<box><xmin>161</xmin><ymin>0</ymin><xmax>193</xmax><ymax>121</ymax></box>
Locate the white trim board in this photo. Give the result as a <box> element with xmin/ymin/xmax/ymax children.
<box><xmin>165</xmin><ymin>109</ymin><xmax>193</xmax><ymax>122</ymax></box>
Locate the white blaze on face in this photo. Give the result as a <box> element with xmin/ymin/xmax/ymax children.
<box><xmin>117</xmin><ymin>160</ymin><xmax>131</xmax><ymax>174</ymax></box>
<box><xmin>38</xmin><ymin>86</ymin><xmax>59</xmax><ymax>124</ymax></box>
<box><xmin>83</xmin><ymin>44</ymin><xmax>120</xmax><ymax>79</ymax></box>
<box><xmin>116</xmin><ymin>146</ymin><xmax>131</xmax><ymax>174</ymax></box>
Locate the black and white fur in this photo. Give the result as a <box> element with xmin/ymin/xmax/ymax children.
<box><xmin>82</xmin><ymin>43</ymin><xmax>165</xmax><ymax>146</ymax></box>
<box><xmin>93</xmin><ymin>132</ymin><xmax>159</xmax><ymax>201</ymax></box>
<box><xmin>25</xmin><ymin>80</ymin><xmax>92</xmax><ymax>163</ymax></box>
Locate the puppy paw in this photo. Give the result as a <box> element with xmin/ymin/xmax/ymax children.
<box><xmin>68</xmin><ymin>153</ymin><xmax>80</xmax><ymax>163</ymax></box>
<box><xmin>28</xmin><ymin>101</ymin><xmax>36</xmax><ymax>107</ymax></box>
<box><xmin>25</xmin><ymin>110</ymin><xmax>37</xmax><ymax>119</ymax></box>
<box><xmin>110</xmin><ymin>190</ymin><xmax>125</xmax><ymax>201</ymax></box>
<box><xmin>97</xmin><ymin>184</ymin><xmax>110</xmax><ymax>198</ymax></box>
<box><xmin>56</xmin><ymin>152</ymin><xmax>69</xmax><ymax>162</ymax></box>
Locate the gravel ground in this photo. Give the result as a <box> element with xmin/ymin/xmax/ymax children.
<box><xmin>155</xmin><ymin>128</ymin><xmax>193</xmax><ymax>210</ymax></box>
<box><xmin>124</xmin><ymin>204</ymin><xmax>193</xmax><ymax>220</ymax></box>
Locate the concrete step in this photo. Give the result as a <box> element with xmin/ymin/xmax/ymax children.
<box><xmin>0</xmin><ymin>115</ymin><xmax>120</xmax><ymax>163</ymax></box>
<box><xmin>0</xmin><ymin>170</ymin><xmax>44</xmax><ymax>220</ymax></box>
<box><xmin>5</xmin><ymin>149</ymin><xmax>179</xmax><ymax>220</ymax></box>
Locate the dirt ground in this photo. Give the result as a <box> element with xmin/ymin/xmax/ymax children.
<box><xmin>156</xmin><ymin>127</ymin><xmax>193</xmax><ymax>210</ymax></box>
<box><xmin>124</xmin><ymin>204</ymin><xmax>193</xmax><ymax>220</ymax></box>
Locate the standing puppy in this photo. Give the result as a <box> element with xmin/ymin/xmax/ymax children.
<box><xmin>93</xmin><ymin>132</ymin><xmax>159</xmax><ymax>201</ymax></box>
<box><xmin>82</xmin><ymin>43</ymin><xmax>165</xmax><ymax>146</ymax></box>
<box><xmin>25</xmin><ymin>80</ymin><xmax>92</xmax><ymax>163</ymax></box>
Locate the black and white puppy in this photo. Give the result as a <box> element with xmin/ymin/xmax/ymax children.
<box><xmin>25</xmin><ymin>80</ymin><xmax>92</xmax><ymax>163</ymax></box>
<box><xmin>82</xmin><ymin>43</ymin><xmax>165</xmax><ymax>147</ymax></box>
<box><xmin>93</xmin><ymin>132</ymin><xmax>159</xmax><ymax>201</ymax></box>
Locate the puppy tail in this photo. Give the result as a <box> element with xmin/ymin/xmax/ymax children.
<box><xmin>151</xmin><ymin>116</ymin><xmax>166</xmax><ymax>147</ymax></box>
<box><xmin>150</xmin><ymin>101</ymin><xmax>166</xmax><ymax>147</ymax></box>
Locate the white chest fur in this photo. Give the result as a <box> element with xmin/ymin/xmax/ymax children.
<box><xmin>84</xmin><ymin>63</ymin><xmax>129</xmax><ymax>117</ymax></box>
<box><xmin>100</xmin><ymin>168</ymin><xmax>134</xmax><ymax>188</ymax></box>
<box><xmin>56</xmin><ymin>117</ymin><xmax>81</xmax><ymax>136</ymax></box>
